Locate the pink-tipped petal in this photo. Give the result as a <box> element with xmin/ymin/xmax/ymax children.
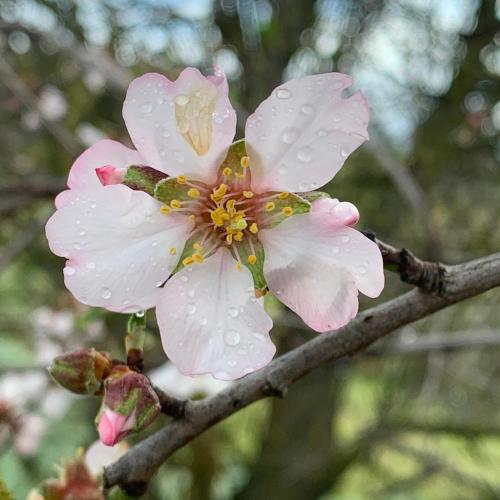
<box><xmin>98</xmin><ymin>409</ymin><xmax>135</xmax><ymax>447</ymax></box>
<box><xmin>95</xmin><ymin>165</ymin><xmax>127</xmax><ymax>186</ymax></box>
<box><xmin>245</xmin><ymin>73</ymin><xmax>369</xmax><ymax>193</ymax></box>
<box><xmin>68</xmin><ymin>140</ymin><xmax>141</xmax><ymax>192</ymax></box>
<box><xmin>259</xmin><ymin>213</ymin><xmax>384</xmax><ymax>332</ymax></box>
<box><xmin>122</xmin><ymin>69</ymin><xmax>236</xmax><ymax>183</ymax></box>
<box><xmin>312</xmin><ymin>198</ymin><xmax>360</xmax><ymax>227</ymax></box>
<box><xmin>45</xmin><ymin>184</ymin><xmax>191</xmax><ymax>313</ymax></box>
<box><xmin>156</xmin><ymin>248</ymin><xmax>275</xmax><ymax>380</ymax></box>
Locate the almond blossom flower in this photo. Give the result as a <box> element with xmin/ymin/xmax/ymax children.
<box><xmin>46</xmin><ymin>68</ymin><xmax>384</xmax><ymax>380</ymax></box>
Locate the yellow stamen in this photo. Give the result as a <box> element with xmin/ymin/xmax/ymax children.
<box><xmin>210</xmin><ymin>183</ymin><xmax>228</xmax><ymax>202</ymax></box>
<box><xmin>282</xmin><ymin>206</ymin><xmax>294</xmax><ymax>216</ymax></box>
<box><xmin>243</xmin><ymin>191</ymin><xmax>254</xmax><ymax>198</ymax></box>
<box><xmin>193</xmin><ymin>242</ymin><xmax>202</xmax><ymax>251</ymax></box>
<box><xmin>222</xmin><ymin>167</ymin><xmax>232</xmax><ymax>176</ymax></box>
<box><xmin>249</xmin><ymin>222</ymin><xmax>259</xmax><ymax>234</ymax></box>
<box><xmin>170</xmin><ymin>199</ymin><xmax>181</xmax><ymax>209</ymax></box>
<box><xmin>247</xmin><ymin>254</ymin><xmax>257</xmax><ymax>265</ymax></box>
<box><xmin>278</xmin><ymin>192</ymin><xmax>289</xmax><ymax>199</ymax></box>
<box><xmin>236</xmin><ymin>262</ymin><xmax>242</xmax><ymax>271</ymax></box>
<box><xmin>240</xmin><ymin>156</ymin><xmax>250</xmax><ymax>168</ymax></box>
<box><xmin>169</xmin><ymin>247</ymin><xmax>177</xmax><ymax>255</ymax></box>
<box><xmin>187</xmin><ymin>188</ymin><xmax>200</xmax><ymax>199</ymax></box>
<box><xmin>226</xmin><ymin>234</ymin><xmax>233</xmax><ymax>244</ymax></box>
<box><xmin>177</xmin><ymin>175</ymin><xmax>187</xmax><ymax>185</ymax></box>
<box><xmin>192</xmin><ymin>252</ymin><xmax>204</xmax><ymax>263</ymax></box>
<box><xmin>265</xmin><ymin>202</ymin><xmax>275</xmax><ymax>212</ymax></box>
<box><xmin>188</xmin><ymin>214</ymin><xmax>196</xmax><ymax>224</ymax></box>
<box><xmin>235</xmin><ymin>172</ymin><xmax>245</xmax><ymax>179</ymax></box>
<box><xmin>234</xmin><ymin>231</ymin><xmax>244</xmax><ymax>242</ymax></box>
<box><xmin>160</xmin><ymin>205</ymin><xmax>171</xmax><ymax>215</ymax></box>
<box><xmin>182</xmin><ymin>256</ymin><xmax>194</xmax><ymax>266</ymax></box>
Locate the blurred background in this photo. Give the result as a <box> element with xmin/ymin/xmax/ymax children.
<box><xmin>0</xmin><ymin>0</ymin><xmax>499</xmax><ymax>498</ymax></box>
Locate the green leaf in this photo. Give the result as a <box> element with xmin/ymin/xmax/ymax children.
<box><xmin>260</xmin><ymin>192</ymin><xmax>311</xmax><ymax>229</ymax></box>
<box><xmin>123</xmin><ymin>166</ymin><xmax>167</xmax><ymax>196</ymax></box>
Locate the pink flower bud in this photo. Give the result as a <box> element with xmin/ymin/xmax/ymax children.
<box><xmin>97</xmin><ymin>408</ymin><xmax>136</xmax><ymax>447</ymax></box>
<box><xmin>312</xmin><ymin>198</ymin><xmax>359</xmax><ymax>227</ymax></box>
<box><xmin>95</xmin><ymin>165</ymin><xmax>127</xmax><ymax>186</ymax></box>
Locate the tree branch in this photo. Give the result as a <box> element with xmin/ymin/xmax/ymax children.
<box><xmin>103</xmin><ymin>251</ymin><xmax>500</xmax><ymax>490</ymax></box>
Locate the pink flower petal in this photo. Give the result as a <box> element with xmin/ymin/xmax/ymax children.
<box><xmin>122</xmin><ymin>69</ymin><xmax>236</xmax><ymax>184</ymax></box>
<box><xmin>45</xmin><ymin>184</ymin><xmax>191</xmax><ymax>313</ymax></box>
<box><xmin>259</xmin><ymin>213</ymin><xmax>384</xmax><ymax>332</ymax></box>
<box><xmin>98</xmin><ymin>408</ymin><xmax>135</xmax><ymax>447</ymax></box>
<box><xmin>245</xmin><ymin>73</ymin><xmax>369</xmax><ymax>193</ymax></box>
<box><xmin>156</xmin><ymin>248</ymin><xmax>275</xmax><ymax>380</ymax></box>
<box><xmin>312</xmin><ymin>198</ymin><xmax>360</xmax><ymax>227</ymax></box>
<box><xmin>95</xmin><ymin>165</ymin><xmax>127</xmax><ymax>186</ymax></box>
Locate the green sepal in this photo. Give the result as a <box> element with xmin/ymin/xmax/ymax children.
<box><xmin>299</xmin><ymin>190</ymin><xmax>331</xmax><ymax>203</ymax></box>
<box><xmin>217</xmin><ymin>139</ymin><xmax>249</xmax><ymax>179</ymax></box>
<box><xmin>171</xmin><ymin>233</ymin><xmax>202</xmax><ymax>274</ymax></box>
<box><xmin>154</xmin><ymin>177</ymin><xmax>205</xmax><ymax>205</ymax></box>
<box><xmin>260</xmin><ymin>192</ymin><xmax>311</xmax><ymax>229</ymax></box>
<box><xmin>234</xmin><ymin>236</ymin><xmax>267</xmax><ymax>291</ymax></box>
<box><xmin>123</xmin><ymin>166</ymin><xmax>167</xmax><ymax>196</ymax></box>
<box><xmin>126</xmin><ymin>311</ymin><xmax>146</xmax><ymax>353</ymax></box>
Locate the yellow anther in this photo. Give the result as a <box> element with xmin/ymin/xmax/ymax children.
<box><xmin>226</xmin><ymin>234</ymin><xmax>233</xmax><ymax>244</ymax></box>
<box><xmin>211</xmin><ymin>183</ymin><xmax>228</xmax><ymax>202</ymax></box>
<box><xmin>282</xmin><ymin>206</ymin><xmax>294</xmax><ymax>216</ymax></box>
<box><xmin>160</xmin><ymin>205</ymin><xmax>171</xmax><ymax>215</ymax></box>
<box><xmin>226</xmin><ymin>199</ymin><xmax>236</xmax><ymax>212</ymax></box>
<box><xmin>169</xmin><ymin>247</ymin><xmax>177</xmax><ymax>256</ymax></box>
<box><xmin>193</xmin><ymin>242</ymin><xmax>202</xmax><ymax>251</ymax></box>
<box><xmin>243</xmin><ymin>191</ymin><xmax>254</xmax><ymax>198</ymax></box>
<box><xmin>265</xmin><ymin>202</ymin><xmax>275</xmax><ymax>212</ymax></box>
<box><xmin>278</xmin><ymin>192</ymin><xmax>289</xmax><ymax>199</ymax></box>
<box><xmin>182</xmin><ymin>256</ymin><xmax>194</xmax><ymax>266</ymax></box>
<box><xmin>188</xmin><ymin>214</ymin><xmax>196</xmax><ymax>224</ymax></box>
<box><xmin>249</xmin><ymin>222</ymin><xmax>259</xmax><ymax>234</ymax></box>
<box><xmin>187</xmin><ymin>188</ymin><xmax>200</xmax><ymax>199</ymax></box>
<box><xmin>234</xmin><ymin>231</ymin><xmax>244</xmax><ymax>242</ymax></box>
<box><xmin>235</xmin><ymin>172</ymin><xmax>245</xmax><ymax>179</ymax></box>
<box><xmin>177</xmin><ymin>175</ymin><xmax>187</xmax><ymax>185</ymax></box>
<box><xmin>236</xmin><ymin>262</ymin><xmax>242</xmax><ymax>272</ymax></box>
<box><xmin>247</xmin><ymin>254</ymin><xmax>257</xmax><ymax>265</ymax></box>
<box><xmin>222</xmin><ymin>167</ymin><xmax>232</xmax><ymax>176</ymax></box>
<box><xmin>240</xmin><ymin>156</ymin><xmax>250</xmax><ymax>168</ymax></box>
<box><xmin>192</xmin><ymin>252</ymin><xmax>204</xmax><ymax>263</ymax></box>
<box><xmin>170</xmin><ymin>199</ymin><xmax>181</xmax><ymax>209</ymax></box>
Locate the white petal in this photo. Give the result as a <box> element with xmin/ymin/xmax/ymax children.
<box><xmin>156</xmin><ymin>248</ymin><xmax>275</xmax><ymax>380</ymax></box>
<box><xmin>245</xmin><ymin>73</ymin><xmax>369</xmax><ymax>192</ymax></box>
<box><xmin>46</xmin><ymin>185</ymin><xmax>191</xmax><ymax>312</ymax></box>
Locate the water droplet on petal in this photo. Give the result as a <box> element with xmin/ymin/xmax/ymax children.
<box><xmin>86</xmin><ymin>262</ymin><xmax>95</xmax><ymax>270</ymax></box>
<box><xmin>253</xmin><ymin>333</ymin><xmax>266</xmax><ymax>342</ymax></box>
<box><xmin>276</xmin><ymin>88</ymin><xmax>291</xmax><ymax>99</ymax></box>
<box><xmin>244</xmin><ymin>367</ymin><xmax>255</xmax><ymax>374</ymax></box>
<box><xmin>187</xmin><ymin>289</ymin><xmax>195</xmax><ymax>298</ymax></box>
<box><xmin>332</xmin><ymin>246</ymin><xmax>340</xmax><ymax>254</ymax></box>
<box><xmin>63</xmin><ymin>266</ymin><xmax>75</xmax><ymax>276</ymax></box>
<box><xmin>297</xmin><ymin>146</ymin><xmax>312</xmax><ymax>162</ymax></box>
<box><xmin>180</xmin><ymin>276</ymin><xmax>188</xmax><ymax>283</ymax></box>
<box><xmin>90</xmin><ymin>202</ymin><xmax>97</xmax><ymax>209</ymax></box>
<box><xmin>224</xmin><ymin>330</ymin><xmax>241</xmax><ymax>346</ymax></box>
<box><xmin>135</xmin><ymin>310</ymin><xmax>145</xmax><ymax>318</ymax></box>
<box><xmin>281</xmin><ymin>127</ymin><xmax>299</xmax><ymax>145</ymax></box>
<box><xmin>187</xmin><ymin>304</ymin><xmax>196</xmax><ymax>315</ymax></box>
<box><xmin>341</xmin><ymin>235</ymin><xmax>349</xmax><ymax>243</ymax></box>
<box><xmin>140</xmin><ymin>102</ymin><xmax>153</xmax><ymax>114</ymax></box>
<box><xmin>228</xmin><ymin>307</ymin><xmax>239</xmax><ymax>318</ymax></box>
<box><xmin>300</xmin><ymin>104</ymin><xmax>313</xmax><ymax>115</ymax></box>
<box><xmin>318</xmin><ymin>129</ymin><xmax>328</xmax><ymax>137</ymax></box>
<box><xmin>227</xmin><ymin>360</ymin><xmax>237</xmax><ymax>367</ymax></box>
<box><xmin>198</xmin><ymin>318</ymin><xmax>208</xmax><ymax>326</ymax></box>
<box><xmin>100</xmin><ymin>288</ymin><xmax>112</xmax><ymax>299</ymax></box>
<box><xmin>152</xmin><ymin>241</ymin><xmax>158</xmax><ymax>247</ymax></box>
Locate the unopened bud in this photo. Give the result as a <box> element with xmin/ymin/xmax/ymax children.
<box><xmin>96</xmin><ymin>367</ymin><xmax>160</xmax><ymax>446</ymax></box>
<box><xmin>95</xmin><ymin>165</ymin><xmax>127</xmax><ymax>186</ymax></box>
<box><xmin>49</xmin><ymin>348</ymin><xmax>112</xmax><ymax>395</ymax></box>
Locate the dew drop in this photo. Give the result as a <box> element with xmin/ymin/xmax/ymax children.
<box><xmin>100</xmin><ymin>288</ymin><xmax>112</xmax><ymax>299</ymax></box>
<box><xmin>341</xmin><ymin>235</ymin><xmax>349</xmax><ymax>243</ymax></box>
<box><xmin>63</xmin><ymin>266</ymin><xmax>75</xmax><ymax>276</ymax></box>
<box><xmin>341</xmin><ymin>147</ymin><xmax>349</xmax><ymax>158</ymax></box>
<box><xmin>227</xmin><ymin>360</ymin><xmax>237</xmax><ymax>367</ymax></box>
<box><xmin>224</xmin><ymin>330</ymin><xmax>241</xmax><ymax>346</ymax></box>
<box><xmin>276</xmin><ymin>88</ymin><xmax>291</xmax><ymax>99</ymax></box>
<box><xmin>357</xmin><ymin>266</ymin><xmax>367</xmax><ymax>274</ymax></box>
<box><xmin>135</xmin><ymin>310</ymin><xmax>145</xmax><ymax>318</ymax></box>
<box><xmin>180</xmin><ymin>276</ymin><xmax>188</xmax><ymax>283</ymax></box>
<box><xmin>317</xmin><ymin>129</ymin><xmax>328</xmax><ymax>137</ymax></box>
<box><xmin>187</xmin><ymin>304</ymin><xmax>196</xmax><ymax>315</ymax></box>
<box><xmin>86</xmin><ymin>262</ymin><xmax>96</xmax><ymax>270</ymax></box>
<box><xmin>281</xmin><ymin>127</ymin><xmax>299</xmax><ymax>145</ymax></box>
<box><xmin>140</xmin><ymin>102</ymin><xmax>153</xmax><ymax>114</ymax></box>
<box><xmin>300</xmin><ymin>104</ymin><xmax>313</xmax><ymax>115</ymax></box>
<box><xmin>253</xmin><ymin>333</ymin><xmax>266</xmax><ymax>342</ymax></box>
<box><xmin>187</xmin><ymin>289</ymin><xmax>195</xmax><ymax>298</ymax></box>
<box><xmin>162</xmin><ymin>130</ymin><xmax>171</xmax><ymax>138</ymax></box>
<box><xmin>198</xmin><ymin>318</ymin><xmax>208</xmax><ymax>326</ymax></box>
<box><xmin>78</xmin><ymin>230</ymin><xmax>86</xmax><ymax>236</ymax></box>
<box><xmin>243</xmin><ymin>367</ymin><xmax>255</xmax><ymax>374</ymax></box>
<box><xmin>297</xmin><ymin>146</ymin><xmax>312</xmax><ymax>162</ymax></box>
<box><xmin>151</xmin><ymin>241</ymin><xmax>158</xmax><ymax>247</ymax></box>
<box><xmin>228</xmin><ymin>307</ymin><xmax>239</xmax><ymax>318</ymax></box>
<box><xmin>90</xmin><ymin>202</ymin><xmax>97</xmax><ymax>209</ymax></box>
<box><xmin>332</xmin><ymin>246</ymin><xmax>340</xmax><ymax>254</ymax></box>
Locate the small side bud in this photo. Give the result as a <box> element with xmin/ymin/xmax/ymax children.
<box><xmin>49</xmin><ymin>348</ymin><xmax>112</xmax><ymax>395</ymax></box>
<box><xmin>96</xmin><ymin>367</ymin><xmax>160</xmax><ymax>446</ymax></box>
<box><xmin>95</xmin><ymin>165</ymin><xmax>127</xmax><ymax>186</ymax></box>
